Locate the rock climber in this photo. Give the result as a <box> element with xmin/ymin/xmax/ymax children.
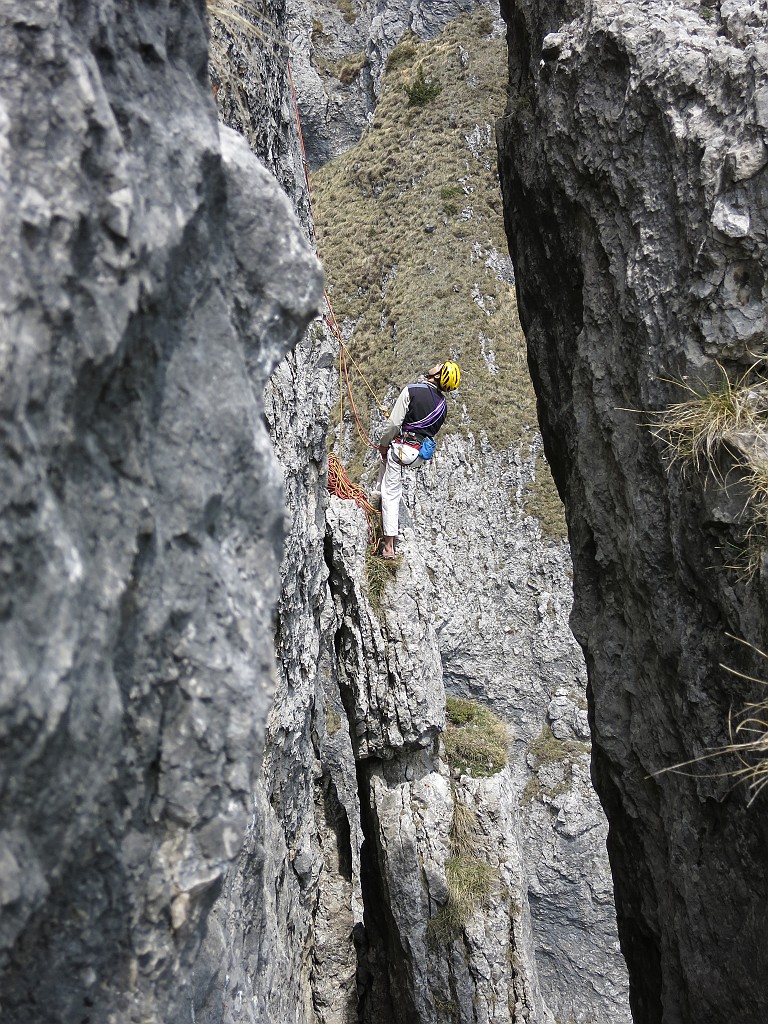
<box><xmin>375</xmin><ymin>361</ymin><xmax>461</xmax><ymax>560</ymax></box>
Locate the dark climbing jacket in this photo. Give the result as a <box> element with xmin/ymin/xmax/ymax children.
<box><xmin>398</xmin><ymin>383</ymin><xmax>447</xmax><ymax>443</ymax></box>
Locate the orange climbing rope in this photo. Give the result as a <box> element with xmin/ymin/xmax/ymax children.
<box><xmin>327</xmin><ymin>453</ymin><xmax>382</xmax><ymax>547</ymax></box>
<box><xmin>287</xmin><ymin>59</ymin><xmax>389</xmax><ymax>545</ymax></box>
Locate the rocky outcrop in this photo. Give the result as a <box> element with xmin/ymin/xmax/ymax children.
<box><xmin>497</xmin><ymin>0</ymin><xmax>768</xmax><ymax>1021</ymax></box>
<box><xmin>0</xmin><ymin>3</ymin><xmax>322</xmax><ymax>1021</ymax></box>
<box><xmin>325</xmin><ymin>500</ymin><xmax>551</xmax><ymax>1024</ymax></box>
<box><xmin>300</xmin><ymin>5</ymin><xmax>632</xmax><ymax>1012</ymax></box>
<box><xmin>392</xmin><ymin>434</ymin><xmax>630</xmax><ymax>1024</ymax></box>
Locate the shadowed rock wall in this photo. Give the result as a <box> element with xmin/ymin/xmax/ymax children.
<box><xmin>497</xmin><ymin>0</ymin><xmax>768</xmax><ymax>1021</ymax></box>
<box><xmin>0</xmin><ymin>4</ymin><xmax>322</xmax><ymax>1021</ymax></box>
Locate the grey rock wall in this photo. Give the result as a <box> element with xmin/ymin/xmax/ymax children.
<box><xmin>0</xmin><ymin>3</ymin><xmax>322</xmax><ymax>1021</ymax></box>
<box><xmin>325</xmin><ymin>499</ymin><xmax>552</xmax><ymax>1024</ymax></box>
<box><xmin>392</xmin><ymin>433</ymin><xmax>630</xmax><ymax>1024</ymax></box>
<box><xmin>497</xmin><ymin>0</ymin><xmax>768</xmax><ymax>1020</ymax></box>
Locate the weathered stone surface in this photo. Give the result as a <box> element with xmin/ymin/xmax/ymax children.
<box><xmin>497</xmin><ymin>0</ymin><xmax>768</xmax><ymax>1020</ymax></box>
<box><xmin>0</xmin><ymin>3</ymin><xmax>322</xmax><ymax>1020</ymax></box>
<box><xmin>326</xmin><ymin>501</ymin><xmax>548</xmax><ymax>1024</ymax></box>
<box><xmin>327</xmin><ymin>498</ymin><xmax>445</xmax><ymax>757</ymax></box>
<box><xmin>301</xmin><ymin>4</ymin><xmax>630</xmax><ymax>1012</ymax></box>
<box><xmin>386</xmin><ymin>432</ymin><xmax>631</xmax><ymax>1024</ymax></box>
<box><xmin>361</xmin><ymin>755</ymin><xmax>551</xmax><ymax>1024</ymax></box>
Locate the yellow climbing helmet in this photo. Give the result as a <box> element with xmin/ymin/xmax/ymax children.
<box><xmin>438</xmin><ymin>360</ymin><xmax>461</xmax><ymax>392</ymax></box>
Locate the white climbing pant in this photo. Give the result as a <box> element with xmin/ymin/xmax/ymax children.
<box><xmin>379</xmin><ymin>442</ymin><xmax>421</xmax><ymax>537</ymax></box>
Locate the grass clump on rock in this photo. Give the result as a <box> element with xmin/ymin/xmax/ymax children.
<box><xmin>522</xmin><ymin>724</ymin><xmax>590</xmax><ymax>804</ymax></box>
<box><xmin>444</xmin><ymin>696</ymin><xmax>509</xmax><ymax>777</ymax></box>
<box><xmin>651</xmin><ymin>364</ymin><xmax>768</xmax><ymax>475</ymax></box>
<box><xmin>650</xmin><ymin>364</ymin><xmax>768</xmax><ymax>577</ymax></box>
<box><xmin>656</xmin><ymin>637</ymin><xmax>768</xmax><ymax>806</ymax></box>
<box><xmin>429</xmin><ymin>797</ymin><xmax>497</xmax><ymax>944</ymax></box>
<box><xmin>386</xmin><ymin>37</ymin><xmax>418</xmax><ymax>71</ymax></box>
<box><xmin>364</xmin><ymin>548</ymin><xmax>398</xmax><ymax>612</ymax></box>
<box><xmin>442</xmin><ymin>856</ymin><xmax>495</xmax><ymax>925</ymax></box>
<box><xmin>335</xmin><ymin>0</ymin><xmax>357</xmax><ymax>23</ymax></box>
<box><xmin>318</xmin><ymin>50</ymin><xmax>368</xmax><ymax>84</ymax></box>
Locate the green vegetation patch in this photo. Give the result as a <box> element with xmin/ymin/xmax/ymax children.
<box><xmin>364</xmin><ymin>548</ymin><xmax>398</xmax><ymax>612</ymax></box>
<box><xmin>335</xmin><ymin>0</ymin><xmax>357</xmax><ymax>23</ymax></box>
<box><xmin>311</xmin><ymin>7</ymin><xmax>535</xmax><ymax>480</ymax></box>
<box><xmin>649</xmin><ymin>364</ymin><xmax>768</xmax><ymax>579</ymax></box>
<box><xmin>405</xmin><ymin>65</ymin><xmax>442</xmax><ymax>106</ymax></box>
<box><xmin>448</xmin><ymin>799</ymin><xmax>479</xmax><ymax>859</ymax></box>
<box><xmin>386</xmin><ymin>37</ymin><xmax>418</xmax><ymax>71</ymax></box>
<box><xmin>429</xmin><ymin>855</ymin><xmax>496</xmax><ymax>942</ymax></box>
<box><xmin>522</xmin><ymin>725</ymin><xmax>590</xmax><ymax>804</ymax></box>
<box><xmin>318</xmin><ymin>50</ymin><xmax>368</xmax><ymax>84</ymax></box>
<box><xmin>527</xmin><ymin>724</ymin><xmax>589</xmax><ymax>767</ymax></box>
<box><xmin>444</xmin><ymin>696</ymin><xmax>509</xmax><ymax>777</ymax></box>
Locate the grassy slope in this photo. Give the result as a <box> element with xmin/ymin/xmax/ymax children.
<box><xmin>311</xmin><ymin>8</ymin><xmax>566</xmax><ymax>537</ymax></box>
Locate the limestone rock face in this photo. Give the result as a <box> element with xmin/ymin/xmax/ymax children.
<box><xmin>327</xmin><ymin>499</ymin><xmax>445</xmax><ymax>757</ymax></box>
<box><xmin>324</xmin><ymin>500</ymin><xmax>549</xmax><ymax>1024</ymax></box>
<box><xmin>497</xmin><ymin>0</ymin><xmax>768</xmax><ymax>1020</ymax></box>
<box><xmin>0</xmin><ymin>3</ymin><xmax>322</xmax><ymax>1021</ymax></box>
<box><xmin>392</xmin><ymin>434</ymin><xmax>631</xmax><ymax>1024</ymax></box>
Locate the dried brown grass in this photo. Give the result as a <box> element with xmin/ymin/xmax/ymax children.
<box><xmin>653</xmin><ymin>635</ymin><xmax>768</xmax><ymax>805</ymax></box>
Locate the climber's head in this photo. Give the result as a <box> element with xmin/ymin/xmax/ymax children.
<box><xmin>427</xmin><ymin>361</ymin><xmax>461</xmax><ymax>392</ymax></box>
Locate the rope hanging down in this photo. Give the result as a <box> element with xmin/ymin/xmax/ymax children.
<box><xmin>287</xmin><ymin>59</ymin><xmax>387</xmax><ymax>446</ymax></box>
<box><xmin>287</xmin><ymin>58</ymin><xmax>389</xmax><ymax>546</ymax></box>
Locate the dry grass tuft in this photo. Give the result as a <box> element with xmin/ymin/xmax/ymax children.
<box><xmin>206</xmin><ymin>0</ymin><xmax>282</xmax><ymax>135</ymax></box>
<box><xmin>364</xmin><ymin>548</ymin><xmax>399</xmax><ymax>611</ymax></box>
<box><xmin>445</xmin><ymin>856</ymin><xmax>495</xmax><ymax>920</ymax></box>
<box><xmin>335</xmin><ymin>0</ymin><xmax>357</xmax><ymax>24</ymax></box>
<box><xmin>522</xmin><ymin>725</ymin><xmax>590</xmax><ymax>804</ymax></box>
<box><xmin>444</xmin><ymin>696</ymin><xmax>509</xmax><ymax>777</ymax></box>
<box><xmin>317</xmin><ymin>49</ymin><xmax>368</xmax><ymax>84</ymax></box>
<box><xmin>386</xmin><ymin>37</ymin><xmax>418</xmax><ymax>71</ymax></box>
<box><xmin>650</xmin><ymin>363</ymin><xmax>768</xmax><ymax>475</ymax></box>
<box><xmin>740</xmin><ymin>462</ymin><xmax>768</xmax><ymax>578</ymax></box>
<box><xmin>428</xmin><ymin>854</ymin><xmax>496</xmax><ymax>943</ymax></box>
<box><xmin>649</xmin><ymin>363</ymin><xmax>768</xmax><ymax>578</ymax></box>
<box><xmin>653</xmin><ymin>635</ymin><xmax>768</xmax><ymax>806</ymax></box>
<box><xmin>448</xmin><ymin>799</ymin><xmax>479</xmax><ymax>858</ymax></box>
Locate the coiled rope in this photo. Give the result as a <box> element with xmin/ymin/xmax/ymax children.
<box><xmin>327</xmin><ymin>453</ymin><xmax>383</xmax><ymax>547</ymax></box>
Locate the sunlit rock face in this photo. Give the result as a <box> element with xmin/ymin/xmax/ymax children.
<box><xmin>497</xmin><ymin>0</ymin><xmax>768</xmax><ymax>1020</ymax></box>
<box><xmin>0</xmin><ymin>3</ymin><xmax>321</xmax><ymax>1021</ymax></box>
